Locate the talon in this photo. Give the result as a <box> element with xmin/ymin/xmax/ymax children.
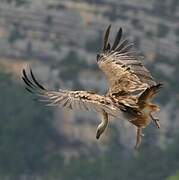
<box><xmin>150</xmin><ymin>114</ymin><xmax>160</xmax><ymax>129</ymax></box>
<box><xmin>135</xmin><ymin>128</ymin><xmax>142</xmax><ymax>149</ymax></box>
<box><xmin>152</xmin><ymin>118</ymin><xmax>160</xmax><ymax>128</ymax></box>
<box><xmin>154</xmin><ymin>119</ymin><xmax>160</xmax><ymax>128</ymax></box>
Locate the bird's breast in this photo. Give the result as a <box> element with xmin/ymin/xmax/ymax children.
<box><xmin>129</xmin><ymin>107</ymin><xmax>152</xmax><ymax>128</ymax></box>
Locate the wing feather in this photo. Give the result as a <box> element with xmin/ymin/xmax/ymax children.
<box><xmin>116</xmin><ymin>39</ymin><xmax>129</xmax><ymax>52</ymax></box>
<box><xmin>22</xmin><ymin>69</ymin><xmax>118</xmax><ymax>116</ymax></box>
<box><xmin>111</xmin><ymin>28</ymin><xmax>122</xmax><ymax>50</ymax></box>
<box><xmin>103</xmin><ymin>24</ymin><xmax>111</xmax><ymax>52</ymax></box>
<box><xmin>97</xmin><ymin>26</ymin><xmax>156</xmax><ymax>95</ymax></box>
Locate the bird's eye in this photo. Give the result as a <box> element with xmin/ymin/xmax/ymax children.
<box><xmin>96</xmin><ymin>54</ymin><xmax>100</xmax><ymax>61</ymax></box>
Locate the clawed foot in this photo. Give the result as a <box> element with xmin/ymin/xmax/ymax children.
<box><xmin>135</xmin><ymin>128</ymin><xmax>142</xmax><ymax>150</ymax></box>
<box><xmin>150</xmin><ymin>114</ymin><xmax>160</xmax><ymax>128</ymax></box>
<box><xmin>153</xmin><ymin>118</ymin><xmax>160</xmax><ymax>129</ymax></box>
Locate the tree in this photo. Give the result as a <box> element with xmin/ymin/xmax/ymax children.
<box><xmin>0</xmin><ymin>72</ymin><xmax>61</xmax><ymax>177</ymax></box>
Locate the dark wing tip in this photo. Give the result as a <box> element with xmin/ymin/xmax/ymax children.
<box><xmin>22</xmin><ymin>69</ymin><xmax>34</xmax><ymax>88</ymax></box>
<box><xmin>107</xmin><ymin>24</ymin><xmax>111</xmax><ymax>30</ymax></box>
<box><xmin>22</xmin><ymin>69</ymin><xmax>28</xmax><ymax>81</ymax></box>
<box><xmin>22</xmin><ymin>76</ymin><xmax>32</xmax><ymax>88</ymax></box>
<box><xmin>157</xmin><ymin>83</ymin><xmax>163</xmax><ymax>87</ymax></box>
<box><xmin>103</xmin><ymin>24</ymin><xmax>111</xmax><ymax>52</ymax></box>
<box><xmin>22</xmin><ymin>68</ymin><xmax>47</xmax><ymax>96</ymax></box>
<box><xmin>30</xmin><ymin>69</ymin><xmax>46</xmax><ymax>90</ymax></box>
<box><xmin>111</xmin><ymin>27</ymin><xmax>123</xmax><ymax>50</ymax></box>
<box><xmin>22</xmin><ymin>68</ymin><xmax>25</xmax><ymax>76</ymax></box>
<box><xmin>156</xmin><ymin>83</ymin><xmax>163</xmax><ymax>89</ymax></box>
<box><xmin>153</xmin><ymin>83</ymin><xmax>163</xmax><ymax>89</ymax></box>
<box><xmin>149</xmin><ymin>83</ymin><xmax>163</xmax><ymax>95</ymax></box>
<box><xmin>25</xmin><ymin>87</ymin><xmax>34</xmax><ymax>93</ymax></box>
<box><xmin>116</xmin><ymin>39</ymin><xmax>129</xmax><ymax>52</ymax></box>
<box><xmin>106</xmin><ymin>43</ymin><xmax>111</xmax><ymax>51</ymax></box>
<box><xmin>22</xmin><ymin>68</ymin><xmax>36</xmax><ymax>94</ymax></box>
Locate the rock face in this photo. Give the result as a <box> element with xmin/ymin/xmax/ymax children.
<box><xmin>0</xmin><ymin>0</ymin><xmax>179</xmax><ymax>60</ymax></box>
<box><xmin>0</xmin><ymin>0</ymin><xmax>178</xmax><ymax>154</ymax></box>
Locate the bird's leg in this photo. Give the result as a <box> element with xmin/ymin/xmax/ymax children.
<box><xmin>135</xmin><ymin>127</ymin><xmax>142</xmax><ymax>149</ymax></box>
<box><xmin>150</xmin><ymin>113</ymin><xmax>160</xmax><ymax>129</ymax></box>
<box><xmin>96</xmin><ymin>110</ymin><xmax>108</xmax><ymax>139</ymax></box>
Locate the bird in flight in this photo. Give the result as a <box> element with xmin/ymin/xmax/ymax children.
<box><xmin>22</xmin><ymin>25</ymin><xmax>162</xmax><ymax>149</ymax></box>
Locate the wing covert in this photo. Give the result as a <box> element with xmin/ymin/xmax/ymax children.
<box><xmin>22</xmin><ymin>69</ymin><xmax>118</xmax><ymax>116</ymax></box>
<box><xmin>97</xmin><ymin>25</ymin><xmax>156</xmax><ymax>95</ymax></box>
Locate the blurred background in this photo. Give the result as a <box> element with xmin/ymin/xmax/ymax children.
<box><xmin>0</xmin><ymin>0</ymin><xmax>179</xmax><ymax>179</ymax></box>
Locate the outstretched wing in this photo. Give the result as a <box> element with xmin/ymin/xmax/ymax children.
<box><xmin>22</xmin><ymin>69</ymin><xmax>118</xmax><ymax>116</ymax></box>
<box><xmin>97</xmin><ymin>25</ymin><xmax>156</xmax><ymax>95</ymax></box>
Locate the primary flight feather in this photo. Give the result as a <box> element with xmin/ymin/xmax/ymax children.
<box><xmin>22</xmin><ymin>25</ymin><xmax>162</xmax><ymax>149</ymax></box>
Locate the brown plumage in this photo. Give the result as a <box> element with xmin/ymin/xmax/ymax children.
<box><xmin>22</xmin><ymin>25</ymin><xmax>162</xmax><ymax>149</ymax></box>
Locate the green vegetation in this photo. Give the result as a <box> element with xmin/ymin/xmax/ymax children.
<box><xmin>175</xmin><ymin>27</ymin><xmax>179</xmax><ymax>37</ymax></box>
<box><xmin>0</xmin><ymin>0</ymin><xmax>179</xmax><ymax>178</ymax></box>
<box><xmin>157</xmin><ymin>23</ymin><xmax>169</xmax><ymax>38</ymax></box>
<box><xmin>167</xmin><ymin>171</ymin><xmax>179</xmax><ymax>180</ymax></box>
<box><xmin>2</xmin><ymin>0</ymin><xmax>29</xmax><ymax>6</ymax></box>
<box><xmin>52</xmin><ymin>37</ymin><xmax>61</xmax><ymax>51</ymax></box>
<box><xmin>0</xmin><ymin>43</ymin><xmax>179</xmax><ymax>179</ymax></box>
<box><xmin>0</xmin><ymin>49</ymin><xmax>179</xmax><ymax>179</ymax></box>
<box><xmin>146</xmin><ymin>30</ymin><xmax>154</xmax><ymax>39</ymax></box>
<box><xmin>58</xmin><ymin>51</ymin><xmax>89</xmax><ymax>88</ymax></box>
<box><xmin>169</xmin><ymin>0</ymin><xmax>179</xmax><ymax>14</ymax></box>
<box><xmin>8</xmin><ymin>24</ymin><xmax>25</xmax><ymax>44</ymax></box>
<box><xmin>85</xmin><ymin>35</ymin><xmax>102</xmax><ymax>53</ymax></box>
<box><xmin>0</xmin><ymin>72</ymin><xmax>63</xmax><ymax>177</ymax></box>
<box><xmin>152</xmin><ymin>53</ymin><xmax>179</xmax><ymax>107</ymax></box>
<box><xmin>53</xmin><ymin>125</ymin><xmax>179</xmax><ymax>180</ymax></box>
<box><xmin>0</xmin><ymin>69</ymin><xmax>179</xmax><ymax>180</ymax></box>
<box><xmin>45</xmin><ymin>15</ymin><xmax>53</xmax><ymax>26</ymax></box>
